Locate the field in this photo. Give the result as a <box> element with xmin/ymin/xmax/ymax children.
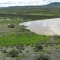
<box><xmin>0</xmin><ymin>17</ymin><xmax>60</xmax><ymax>60</ymax></box>
<box><xmin>0</xmin><ymin>18</ymin><xmax>51</xmax><ymax>46</ymax></box>
<box><xmin>0</xmin><ymin>6</ymin><xmax>60</xmax><ymax>60</ymax></box>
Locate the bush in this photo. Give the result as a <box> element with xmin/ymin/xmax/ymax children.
<box><xmin>19</xmin><ymin>50</ymin><xmax>22</xmax><ymax>53</ymax></box>
<box><xmin>34</xmin><ymin>54</ymin><xmax>50</xmax><ymax>60</ymax></box>
<box><xmin>34</xmin><ymin>44</ymin><xmax>43</xmax><ymax>52</ymax></box>
<box><xmin>7</xmin><ymin>49</ymin><xmax>18</xmax><ymax>58</ymax></box>
<box><xmin>2</xmin><ymin>50</ymin><xmax>7</xmax><ymax>53</ymax></box>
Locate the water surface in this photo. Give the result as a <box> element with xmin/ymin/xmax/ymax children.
<box><xmin>19</xmin><ymin>18</ymin><xmax>60</xmax><ymax>36</ymax></box>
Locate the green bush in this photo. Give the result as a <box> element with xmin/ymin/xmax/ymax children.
<box><xmin>34</xmin><ymin>54</ymin><xmax>50</xmax><ymax>60</ymax></box>
<box><xmin>34</xmin><ymin>44</ymin><xmax>43</xmax><ymax>52</ymax></box>
<box><xmin>7</xmin><ymin>49</ymin><xmax>18</xmax><ymax>58</ymax></box>
<box><xmin>2</xmin><ymin>50</ymin><xmax>7</xmax><ymax>53</ymax></box>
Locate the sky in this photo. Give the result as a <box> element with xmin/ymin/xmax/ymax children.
<box><xmin>0</xmin><ymin>0</ymin><xmax>60</xmax><ymax>7</ymax></box>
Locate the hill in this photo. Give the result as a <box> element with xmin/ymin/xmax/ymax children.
<box><xmin>46</xmin><ymin>2</ymin><xmax>60</xmax><ymax>7</ymax></box>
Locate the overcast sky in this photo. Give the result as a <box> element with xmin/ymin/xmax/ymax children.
<box><xmin>0</xmin><ymin>0</ymin><xmax>60</xmax><ymax>7</ymax></box>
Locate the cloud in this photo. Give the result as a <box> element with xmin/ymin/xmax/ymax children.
<box><xmin>0</xmin><ymin>0</ymin><xmax>60</xmax><ymax>7</ymax></box>
<box><xmin>52</xmin><ymin>0</ymin><xmax>60</xmax><ymax>2</ymax></box>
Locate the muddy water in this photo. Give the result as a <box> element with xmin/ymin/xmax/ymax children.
<box><xmin>19</xmin><ymin>18</ymin><xmax>60</xmax><ymax>36</ymax></box>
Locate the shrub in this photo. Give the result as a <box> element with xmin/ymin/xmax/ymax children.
<box><xmin>2</xmin><ymin>50</ymin><xmax>7</xmax><ymax>53</ymax></box>
<box><xmin>34</xmin><ymin>43</ymin><xmax>43</xmax><ymax>52</ymax></box>
<box><xmin>26</xmin><ymin>51</ymin><xmax>29</xmax><ymax>53</ymax></box>
<box><xmin>34</xmin><ymin>54</ymin><xmax>50</xmax><ymax>60</ymax></box>
<box><xmin>19</xmin><ymin>50</ymin><xmax>22</xmax><ymax>53</ymax></box>
<box><xmin>7</xmin><ymin>49</ymin><xmax>18</xmax><ymax>58</ymax></box>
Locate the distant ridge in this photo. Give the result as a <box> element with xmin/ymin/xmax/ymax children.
<box><xmin>0</xmin><ymin>2</ymin><xmax>60</xmax><ymax>9</ymax></box>
<box><xmin>0</xmin><ymin>2</ymin><xmax>60</xmax><ymax>15</ymax></box>
<box><xmin>46</xmin><ymin>2</ymin><xmax>60</xmax><ymax>7</ymax></box>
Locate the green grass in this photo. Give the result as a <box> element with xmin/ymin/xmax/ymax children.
<box><xmin>0</xmin><ymin>33</ymin><xmax>50</xmax><ymax>46</ymax></box>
